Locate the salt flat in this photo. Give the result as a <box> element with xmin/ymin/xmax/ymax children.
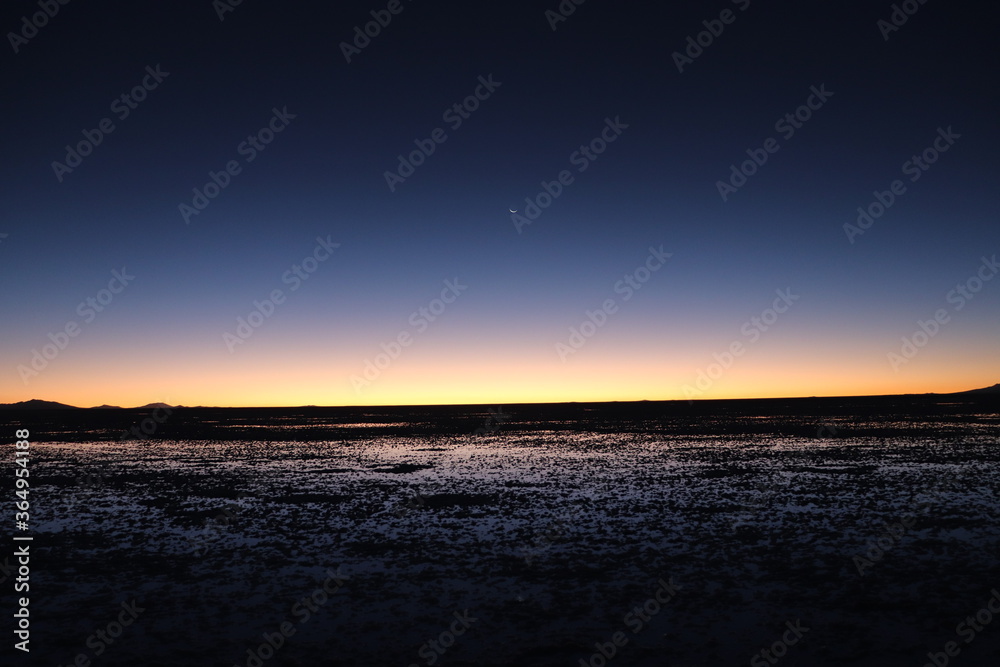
<box><xmin>13</xmin><ymin>403</ymin><xmax>1000</xmax><ymax>666</ymax></box>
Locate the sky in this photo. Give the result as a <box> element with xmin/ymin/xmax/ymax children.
<box><xmin>1</xmin><ymin>1</ymin><xmax>997</xmax><ymax>407</ymax></box>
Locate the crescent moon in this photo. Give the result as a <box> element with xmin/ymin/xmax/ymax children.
<box><xmin>508</xmin><ymin>208</ymin><xmax>517</xmax><ymax>213</ymax></box>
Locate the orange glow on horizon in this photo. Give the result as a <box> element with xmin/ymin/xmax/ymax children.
<box><xmin>5</xmin><ymin>356</ymin><xmax>995</xmax><ymax>408</ymax></box>
<box><xmin>5</xmin><ymin>320</ymin><xmax>997</xmax><ymax>408</ymax></box>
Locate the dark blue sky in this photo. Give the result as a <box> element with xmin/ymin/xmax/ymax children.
<box><xmin>2</xmin><ymin>1</ymin><xmax>997</xmax><ymax>406</ymax></box>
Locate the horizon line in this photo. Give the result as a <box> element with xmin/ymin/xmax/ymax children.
<box><xmin>5</xmin><ymin>384</ymin><xmax>998</xmax><ymax>410</ymax></box>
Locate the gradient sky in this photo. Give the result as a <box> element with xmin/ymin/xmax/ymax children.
<box><xmin>1</xmin><ymin>1</ymin><xmax>997</xmax><ymax>407</ymax></box>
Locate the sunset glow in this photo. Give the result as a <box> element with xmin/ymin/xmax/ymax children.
<box><xmin>1</xmin><ymin>2</ymin><xmax>996</xmax><ymax>409</ymax></box>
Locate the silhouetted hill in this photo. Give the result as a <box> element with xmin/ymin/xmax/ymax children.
<box><xmin>957</xmin><ymin>383</ymin><xmax>1000</xmax><ymax>395</ymax></box>
<box><xmin>0</xmin><ymin>399</ymin><xmax>78</xmax><ymax>409</ymax></box>
<box><xmin>1</xmin><ymin>387</ymin><xmax>996</xmax><ymax>412</ymax></box>
<box><xmin>1</xmin><ymin>400</ymin><xmax>178</xmax><ymax>410</ymax></box>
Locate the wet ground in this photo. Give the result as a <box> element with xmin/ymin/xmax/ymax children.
<box><xmin>7</xmin><ymin>401</ymin><xmax>1000</xmax><ymax>666</ymax></box>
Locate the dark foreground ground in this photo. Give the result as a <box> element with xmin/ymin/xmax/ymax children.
<box><xmin>3</xmin><ymin>395</ymin><xmax>1000</xmax><ymax>666</ymax></box>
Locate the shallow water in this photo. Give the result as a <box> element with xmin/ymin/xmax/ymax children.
<box><xmin>11</xmin><ymin>417</ymin><xmax>1000</xmax><ymax>666</ymax></box>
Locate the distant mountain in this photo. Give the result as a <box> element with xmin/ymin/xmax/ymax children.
<box><xmin>1</xmin><ymin>388</ymin><xmax>995</xmax><ymax>410</ymax></box>
<box><xmin>0</xmin><ymin>399</ymin><xmax>79</xmax><ymax>409</ymax></box>
<box><xmin>0</xmin><ymin>400</ymin><xmax>179</xmax><ymax>410</ymax></box>
<box><xmin>957</xmin><ymin>383</ymin><xmax>1000</xmax><ymax>395</ymax></box>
